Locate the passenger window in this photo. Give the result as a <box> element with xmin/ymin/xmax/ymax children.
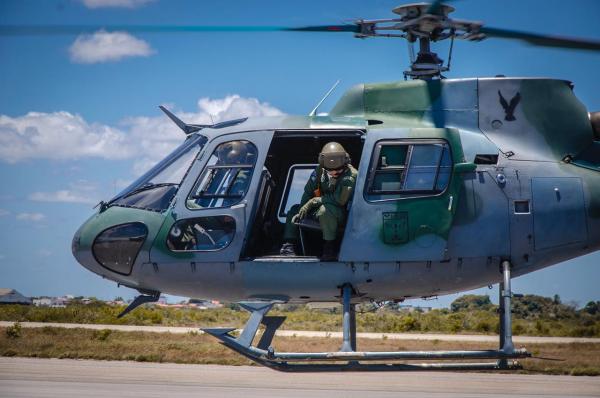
<box><xmin>278</xmin><ymin>165</ymin><xmax>317</xmax><ymax>223</ymax></box>
<box><xmin>367</xmin><ymin>141</ymin><xmax>452</xmax><ymax>200</ymax></box>
<box><xmin>187</xmin><ymin>140</ymin><xmax>257</xmax><ymax>209</ymax></box>
<box><xmin>404</xmin><ymin>145</ymin><xmax>444</xmax><ymax>191</ymax></box>
<box><xmin>167</xmin><ymin>216</ymin><xmax>235</xmax><ymax>251</ymax></box>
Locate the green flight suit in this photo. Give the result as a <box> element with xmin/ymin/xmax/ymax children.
<box><xmin>284</xmin><ymin>164</ymin><xmax>358</xmax><ymax>241</ymax></box>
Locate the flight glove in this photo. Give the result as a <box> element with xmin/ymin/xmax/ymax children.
<box><xmin>293</xmin><ymin>197</ymin><xmax>322</xmax><ymax>222</ymax></box>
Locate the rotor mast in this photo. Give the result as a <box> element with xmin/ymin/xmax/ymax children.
<box><xmin>389</xmin><ymin>3</ymin><xmax>456</xmax><ymax>79</ymax></box>
<box><xmin>406</xmin><ymin>35</ymin><xmax>447</xmax><ymax>79</ymax></box>
<box><xmin>354</xmin><ymin>2</ymin><xmax>471</xmax><ymax>80</ymax></box>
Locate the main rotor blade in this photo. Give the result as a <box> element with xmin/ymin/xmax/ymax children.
<box><xmin>0</xmin><ymin>25</ymin><xmax>287</xmax><ymax>35</ymax></box>
<box><xmin>480</xmin><ymin>26</ymin><xmax>600</xmax><ymax>51</ymax></box>
<box><xmin>285</xmin><ymin>25</ymin><xmax>360</xmax><ymax>33</ymax></box>
<box><xmin>0</xmin><ymin>24</ymin><xmax>359</xmax><ymax>36</ymax></box>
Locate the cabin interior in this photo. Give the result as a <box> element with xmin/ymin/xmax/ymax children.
<box><xmin>242</xmin><ymin>130</ymin><xmax>365</xmax><ymax>259</ymax></box>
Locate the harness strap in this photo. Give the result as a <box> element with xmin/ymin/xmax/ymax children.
<box><xmin>313</xmin><ymin>166</ymin><xmax>323</xmax><ymax>197</ymax></box>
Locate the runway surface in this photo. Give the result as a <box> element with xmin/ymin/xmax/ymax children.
<box><xmin>2</xmin><ymin>321</ymin><xmax>598</xmax><ymax>344</ymax></box>
<box><xmin>1</xmin><ymin>357</ymin><xmax>599</xmax><ymax>398</ymax></box>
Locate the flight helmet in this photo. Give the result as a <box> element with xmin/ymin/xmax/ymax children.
<box><xmin>217</xmin><ymin>141</ymin><xmax>249</xmax><ymax>164</ymax></box>
<box><xmin>319</xmin><ymin>142</ymin><xmax>350</xmax><ymax>170</ymax></box>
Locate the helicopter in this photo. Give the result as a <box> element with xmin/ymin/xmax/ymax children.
<box><xmin>62</xmin><ymin>1</ymin><xmax>600</xmax><ymax>370</ymax></box>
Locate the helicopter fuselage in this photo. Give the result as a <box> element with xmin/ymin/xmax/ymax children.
<box><xmin>72</xmin><ymin>77</ymin><xmax>600</xmax><ymax>303</ymax></box>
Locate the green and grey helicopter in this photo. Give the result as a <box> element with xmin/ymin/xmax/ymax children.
<box><xmin>65</xmin><ymin>2</ymin><xmax>600</xmax><ymax>371</ymax></box>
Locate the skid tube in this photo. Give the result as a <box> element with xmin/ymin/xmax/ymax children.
<box><xmin>203</xmin><ymin>261</ymin><xmax>530</xmax><ymax>372</ymax></box>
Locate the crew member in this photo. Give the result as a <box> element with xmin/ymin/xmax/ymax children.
<box><xmin>280</xmin><ymin>142</ymin><xmax>357</xmax><ymax>261</ymax></box>
<box><xmin>191</xmin><ymin>141</ymin><xmax>252</xmax><ymax>208</ymax></box>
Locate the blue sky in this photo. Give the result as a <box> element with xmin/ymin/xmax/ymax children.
<box><xmin>0</xmin><ymin>0</ymin><xmax>599</xmax><ymax>306</ymax></box>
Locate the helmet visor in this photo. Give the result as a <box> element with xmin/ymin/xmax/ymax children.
<box><xmin>321</xmin><ymin>152</ymin><xmax>348</xmax><ymax>170</ymax></box>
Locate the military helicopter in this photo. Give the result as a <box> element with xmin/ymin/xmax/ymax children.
<box><xmin>65</xmin><ymin>1</ymin><xmax>600</xmax><ymax>371</ymax></box>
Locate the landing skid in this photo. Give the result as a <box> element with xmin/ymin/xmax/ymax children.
<box><xmin>204</xmin><ymin>261</ymin><xmax>530</xmax><ymax>371</ymax></box>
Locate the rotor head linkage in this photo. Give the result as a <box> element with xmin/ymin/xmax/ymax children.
<box><xmin>354</xmin><ymin>3</ymin><xmax>463</xmax><ymax>79</ymax></box>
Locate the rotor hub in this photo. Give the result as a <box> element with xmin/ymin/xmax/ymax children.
<box><xmin>392</xmin><ymin>2</ymin><xmax>455</xmax><ymax>19</ymax></box>
<box><xmin>354</xmin><ymin>3</ymin><xmax>466</xmax><ymax>79</ymax></box>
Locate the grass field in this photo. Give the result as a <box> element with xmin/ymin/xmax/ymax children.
<box><xmin>2</xmin><ymin>299</ymin><xmax>599</xmax><ymax>337</ymax></box>
<box><xmin>1</xmin><ymin>326</ymin><xmax>599</xmax><ymax>376</ymax></box>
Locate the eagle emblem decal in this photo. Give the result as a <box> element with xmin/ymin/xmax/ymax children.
<box><xmin>498</xmin><ymin>90</ymin><xmax>521</xmax><ymax>121</ymax></box>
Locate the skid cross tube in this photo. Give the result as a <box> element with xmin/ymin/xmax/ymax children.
<box><xmin>203</xmin><ymin>278</ymin><xmax>530</xmax><ymax>372</ymax></box>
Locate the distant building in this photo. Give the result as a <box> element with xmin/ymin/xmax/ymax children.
<box><xmin>0</xmin><ymin>288</ymin><xmax>32</xmax><ymax>305</ymax></box>
<box><xmin>50</xmin><ymin>297</ymin><xmax>69</xmax><ymax>308</ymax></box>
<box><xmin>398</xmin><ymin>305</ymin><xmax>433</xmax><ymax>313</ymax></box>
<box><xmin>187</xmin><ymin>299</ymin><xmax>223</xmax><ymax>309</ymax></box>
<box><xmin>32</xmin><ymin>296</ymin><xmax>70</xmax><ymax>307</ymax></box>
<box><xmin>33</xmin><ymin>297</ymin><xmax>52</xmax><ymax>307</ymax></box>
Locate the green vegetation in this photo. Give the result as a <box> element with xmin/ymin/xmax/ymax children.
<box><xmin>1</xmin><ymin>326</ymin><xmax>599</xmax><ymax>376</ymax></box>
<box><xmin>5</xmin><ymin>322</ymin><xmax>21</xmax><ymax>339</ymax></box>
<box><xmin>1</xmin><ymin>294</ymin><xmax>599</xmax><ymax>337</ymax></box>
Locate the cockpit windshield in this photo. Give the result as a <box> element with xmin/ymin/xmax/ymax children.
<box><xmin>109</xmin><ymin>134</ymin><xmax>207</xmax><ymax>212</ymax></box>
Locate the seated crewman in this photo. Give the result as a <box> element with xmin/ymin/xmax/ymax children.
<box><xmin>280</xmin><ymin>142</ymin><xmax>357</xmax><ymax>261</ymax></box>
<box><xmin>191</xmin><ymin>141</ymin><xmax>251</xmax><ymax>209</ymax></box>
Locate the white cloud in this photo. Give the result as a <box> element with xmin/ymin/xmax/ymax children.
<box><xmin>197</xmin><ymin>95</ymin><xmax>283</xmax><ymax>121</ymax></box>
<box><xmin>0</xmin><ymin>209</ymin><xmax>9</xmax><ymax>217</ymax></box>
<box><xmin>29</xmin><ymin>190</ymin><xmax>97</xmax><ymax>205</ymax></box>
<box><xmin>123</xmin><ymin>95</ymin><xmax>284</xmax><ymax>176</ymax></box>
<box><xmin>0</xmin><ymin>95</ymin><xmax>284</xmax><ymax>178</ymax></box>
<box><xmin>0</xmin><ymin>111</ymin><xmax>132</xmax><ymax>163</ymax></box>
<box><xmin>81</xmin><ymin>0</ymin><xmax>155</xmax><ymax>9</ymax></box>
<box><xmin>16</xmin><ymin>212</ymin><xmax>46</xmax><ymax>222</ymax></box>
<box><xmin>69</xmin><ymin>30</ymin><xmax>154</xmax><ymax>64</ymax></box>
<box><xmin>39</xmin><ymin>249</ymin><xmax>53</xmax><ymax>257</ymax></box>
<box><xmin>29</xmin><ymin>180</ymin><xmax>102</xmax><ymax>205</ymax></box>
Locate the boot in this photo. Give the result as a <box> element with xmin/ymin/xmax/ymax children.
<box><xmin>279</xmin><ymin>242</ymin><xmax>297</xmax><ymax>256</ymax></box>
<box><xmin>320</xmin><ymin>240</ymin><xmax>337</xmax><ymax>262</ymax></box>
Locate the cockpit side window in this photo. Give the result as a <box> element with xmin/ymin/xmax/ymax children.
<box><xmin>366</xmin><ymin>140</ymin><xmax>452</xmax><ymax>201</ymax></box>
<box><xmin>166</xmin><ymin>216</ymin><xmax>235</xmax><ymax>252</ymax></box>
<box><xmin>187</xmin><ymin>140</ymin><xmax>258</xmax><ymax>209</ymax></box>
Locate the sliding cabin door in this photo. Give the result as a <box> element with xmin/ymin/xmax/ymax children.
<box><xmin>339</xmin><ymin>128</ymin><xmax>472</xmax><ymax>262</ymax></box>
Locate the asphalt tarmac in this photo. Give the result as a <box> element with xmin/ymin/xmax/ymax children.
<box><xmin>1</xmin><ymin>357</ymin><xmax>599</xmax><ymax>398</ymax></box>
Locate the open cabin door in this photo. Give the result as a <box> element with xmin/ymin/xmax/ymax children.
<box><xmin>339</xmin><ymin>128</ymin><xmax>473</xmax><ymax>262</ymax></box>
<box><xmin>150</xmin><ymin>130</ymin><xmax>274</xmax><ymax>264</ymax></box>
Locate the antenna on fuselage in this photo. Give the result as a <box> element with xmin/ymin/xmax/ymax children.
<box><xmin>309</xmin><ymin>80</ymin><xmax>341</xmax><ymax>116</ymax></box>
